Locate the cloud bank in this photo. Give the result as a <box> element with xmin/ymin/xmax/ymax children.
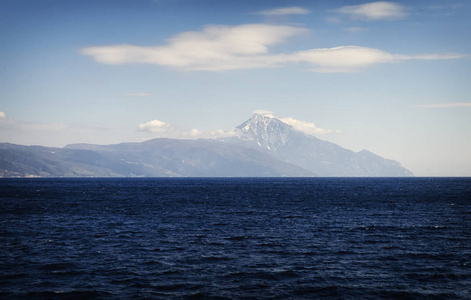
<box><xmin>82</xmin><ymin>23</ymin><xmax>465</xmax><ymax>73</ymax></box>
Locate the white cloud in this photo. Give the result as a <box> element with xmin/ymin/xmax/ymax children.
<box><xmin>210</xmin><ymin>129</ymin><xmax>236</xmax><ymax>138</ymax></box>
<box><xmin>252</xmin><ymin>111</ymin><xmax>336</xmax><ymax>136</ymax></box>
<box><xmin>414</xmin><ymin>102</ymin><xmax>471</xmax><ymax>108</ymax></box>
<box><xmin>137</xmin><ymin>113</ymin><xmax>338</xmax><ymax>139</ymax></box>
<box><xmin>0</xmin><ymin>115</ymin><xmax>234</xmax><ymax>147</ymax></box>
<box><xmin>189</xmin><ymin>128</ymin><xmax>202</xmax><ymax>136</ymax></box>
<box><xmin>177</xmin><ymin>128</ymin><xmax>236</xmax><ymax>139</ymax></box>
<box><xmin>257</xmin><ymin>6</ymin><xmax>310</xmax><ymax>16</ymax></box>
<box><xmin>138</xmin><ymin>119</ymin><xmax>237</xmax><ymax>140</ymax></box>
<box><xmin>409</xmin><ymin>53</ymin><xmax>468</xmax><ymax>60</ymax></box>
<box><xmin>137</xmin><ymin>119</ymin><xmax>236</xmax><ymax>139</ymax></box>
<box><xmin>290</xmin><ymin>46</ymin><xmax>404</xmax><ymax>72</ymax></box>
<box><xmin>82</xmin><ymin>24</ymin><xmax>307</xmax><ymax>71</ymax></box>
<box><xmin>181</xmin><ymin>128</ymin><xmax>237</xmax><ymax>139</ymax></box>
<box><xmin>123</xmin><ymin>92</ymin><xmax>153</xmax><ymax>97</ymax></box>
<box><xmin>81</xmin><ymin>23</ymin><xmax>465</xmax><ymax>73</ymax></box>
<box><xmin>138</xmin><ymin>119</ymin><xmax>171</xmax><ymax>132</ymax></box>
<box><xmin>0</xmin><ymin>111</ymin><xmax>6</xmax><ymax>118</ymax></box>
<box><xmin>290</xmin><ymin>46</ymin><xmax>467</xmax><ymax>73</ymax></box>
<box><xmin>280</xmin><ymin>117</ymin><xmax>333</xmax><ymax>135</ymax></box>
<box><xmin>253</xmin><ymin>109</ymin><xmax>274</xmax><ymax>117</ymax></box>
<box><xmin>333</xmin><ymin>1</ymin><xmax>408</xmax><ymax>21</ymax></box>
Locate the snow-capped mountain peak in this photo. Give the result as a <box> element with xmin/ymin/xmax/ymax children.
<box><xmin>224</xmin><ymin>113</ymin><xmax>413</xmax><ymax>176</ymax></box>
<box><xmin>234</xmin><ymin>113</ymin><xmax>295</xmax><ymax>151</ymax></box>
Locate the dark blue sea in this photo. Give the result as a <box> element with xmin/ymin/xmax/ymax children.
<box><xmin>1</xmin><ymin>178</ymin><xmax>470</xmax><ymax>299</ymax></box>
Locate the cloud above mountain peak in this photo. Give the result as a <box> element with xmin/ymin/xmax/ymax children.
<box><xmin>280</xmin><ymin>117</ymin><xmax>333</xmax><ymax>135</ymax></box>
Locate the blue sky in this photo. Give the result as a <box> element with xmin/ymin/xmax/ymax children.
<box><xmin>1</xmin><ymin>0</ymin><xmax>470</xmax><ymax>176</ymax></box>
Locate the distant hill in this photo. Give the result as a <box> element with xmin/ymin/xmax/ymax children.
<box><xmin>0</xmin><ymin>139</ymin><xmax>314</xmax><ymax>177</ymax></box>
<box><xmin>0</xmin><ymin>114</ymin><xmax>412</xmax><ymax>177</ymax></box>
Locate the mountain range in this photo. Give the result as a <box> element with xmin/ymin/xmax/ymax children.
<box><xmin>0</xmin><ymin>114</ymin><xmax>412</xmax><ymax>177</ymax></box>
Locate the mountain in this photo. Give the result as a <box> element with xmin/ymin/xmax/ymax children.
<box><xmin>0</xmin><ymin>113</ymin><xmax>412</xmax><ymax>177</ymax></box>
<box><xmin>0</xmin><ymin>139</ymin><xmax>314</xmax><ymax>177</ymax></box>
<box><xmin>223</xmin><ymin>113</ymin><xmax>413</xmax><ymax>177</ymax></box>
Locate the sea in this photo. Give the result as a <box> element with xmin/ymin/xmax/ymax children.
<box><xmin>1</xmin><ymin>177</ymin><xmax>470</xmax><ymax>299</ymax></box>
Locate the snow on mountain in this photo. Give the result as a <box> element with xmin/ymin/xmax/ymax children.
<box><xmin>227</xmin><ymin>113</ymin><xmax>413</xmax><ymax>177</ymax></box>
<box><xmin>0</xmin><ymin>113</ymin><xmax>413</xmax><ymax>177</ymax></box>
<box><xmin>234</xmin><ymin>113</ymin><xmax>293</xmax><ymax>151</ymax></box>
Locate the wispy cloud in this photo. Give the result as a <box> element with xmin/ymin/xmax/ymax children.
<box><xmin>345</xmin><ymin>27</ymin><xmax>369</xmax><ymax>33</ymax></box>
<box><xmin>291</xmin><ymin>47</ymin><xmax>467</xmax><ymax>73</ymax></box>
<box><xmin>408</xmin><ymin>53</ymin><xmax>467</xmax><ymax>60</ymax></box>
<box><xmin>0</xmin><ymin>113</ymin><xmax>133</xmax><ymax>147</ymax></box>
<box><xmin>82</xmin><ymin>23</ymin><xmax>466</xmax><ymax>73</ymax></box>
<box><xmin>280</xmin><ymin>117</ymin><xmax>333</xmax><ymax>135</ymax></box>
<box><xmin>289</xmin><ymin>46</ymin><xmax>404</xmax><ymax>73</ymax></box>
<box><xmin>252</xmin><ymin>110</ymin><xmax>335</xmax><ymax>136</ymax></box>
<box><xmin>414</xmin><ymin>102</ymin><xmax>471</xmax><ymax>108</ymax></box>
<box><xmin>427</xmin><ymin>3</ymin><xmax>464</xmax><ymax>11</ymax></box>
<box><xmin>123</xmin><ymin>92</ymin><xmax>153</xmax><ymax>97</ymax></box>
<box><xmin>420</xmin><ymin>3</ymin><xmax>464</xmax><ymax>17</ymax></box>
<box><xmin>332</xmin><ymin>1</ymin><xmax>408</xmax><ymax>21</ymax></box>
<box><xmin>257</xmin><ymin>6</ymin><xmax>310</xmax><ymax>16</ymax></box>
<box><xmin>252</xmin><ymin>109</ymin><xmax>275</xmax><ymax>117</ymax></box>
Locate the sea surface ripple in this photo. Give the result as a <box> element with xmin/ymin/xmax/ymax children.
<box><xmin>1</xmin><ymin>177</ymin><xmax>470</xmax><ymax>299</ymax></box>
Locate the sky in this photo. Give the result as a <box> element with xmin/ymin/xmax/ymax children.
<box><xmin>0</xmin><ymin>0</ymin><xmax>470</xmax><ymax>176</ymax></box>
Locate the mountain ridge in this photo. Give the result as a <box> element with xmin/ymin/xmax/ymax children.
<box><xmin>0</xmin><ymin>138</ymin><xmax>314</xmax><ymax>177</ymax></box>
<box><xmin>0</xmin><ymin>114</ymin><xmax>412</xmax><ymax>177</ymax></box>
<box><xmin>224</xmin><ymin>113</ymin><xmax>413</xmax><ymax>177</ymax></box>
